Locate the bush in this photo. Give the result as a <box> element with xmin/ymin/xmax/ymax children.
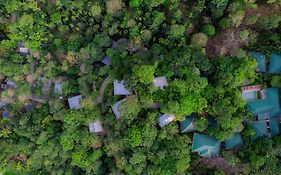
<box><xmin>271</xmin><ymin>76</ymin><xmax>281</xmax><ymax>87</ymax></box>
<box><xmin>191</xmin><ymin>33</ymin><xmax>208</xmax><ymax>47</ymax></box>
<box><xmin>202</xmin><ymin>24</ymin><xmax>216</xmax><ymax>36</ymax></box>
<box><xmin>219</xmin><ymin>18</ymin><xmax>231</xmax><ymax>29</ymax></box>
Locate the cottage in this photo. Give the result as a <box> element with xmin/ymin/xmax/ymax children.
<box><xmin>112</xmin><ymin>99</ymin><xmax>126</xmax><ymax>119</ymax></box>
<box><xmin>89</xmin><ymin>120</ymin><xmax>103</xmax><ymax>133</ymax></box>
<box><xmin>159</xmin><ymin>114</ymin><xmax>175</xmax><ymax>128</ymax></box>
<box><xmin>6</xmin><ymin>80</ymin><xmax>17</xmax><ymax>89</ymax></box>
<box><xmin>243</xmin><ymin>87</ymin><xmax>281</xmax><ymax>140</ymax></box>
<box><xmin>18</xmin><ymin>42</ymin><xmax>30</xmax><ymax>54</ymax></box>
<box><xmin>225</xmin><ymin>133</ymin><xmax>244</xmax><ymax>149</ymax></box>
<box><xmin>242</xmin><ymin>85</ymin><xmax>263</xmax><ymax>102</ymax></box>
<box><xmin>180</xmin><ymin>114</ymin><xmax>197</xmax><ymax>133</ymax></box>
<box><xmin>68</xmin><ymin>95</ymin><xmax>82</xmax><ymax>110</ymax></box>
<box><xmin>113</xmin><ymin>80</ymin><xmax>131</xmax><ymax>95</ymax></box>
<box><xmin>153</xmin><ymin>76</ymin><xmax>168</xmax><ymax>89</ymax></box>
<box><xmin>269</xmin><ymin>52</ymin><xmax>281</xmax><ymax>74</ymax></box>
<box><xmin>54</xmin><ymin>81</ymin><xmax>63</xmax><ymax>94</ymax></box>
<box><xmin>101</xmin><ymin>56</ymin><xmax>111</xmax><ymax>65</ymax></box>
<box><xmin>192</xmin><ymin>133</ymin><xmax>221</xmax><ymax>157</ymax></box>
<box><xmin>251</xmin><ymin>52</ymin><xmax>266</xmax><ymax>73</ymax></box>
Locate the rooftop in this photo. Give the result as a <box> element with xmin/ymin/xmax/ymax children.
<box><xmin>225</xmin><ymin>133</ymin><xmax>244</xmax><ymax>149</ymax></box>
<box><xmin>251</xmin><ymin>52</ymin><xmax>266</xmax><ymax>73</ymax></box>
<box><xmin>153</xmin><ymin>76</ymin><xmax>168</xmax><ymax>89</ymax></box>
<box><xmin>159</xmin><ymin>114</ymin><xmax>175</xmax><ymax>128</ymax></box>
<box><xmin>113</xmin><ymin>80</ymin><xmax>132</xmax><ymax>95</ymax></box>
<box><xmin>112</xmin><ymin>99</ymin><xmax>126</xmax><ymax>119</ymax></box>
<box><xmin>192</xmin><ymin>133</ymin><xmax>221</xmax><ymax>157</ymax></box>
<box><xmin>68</xmin><ymin>95</ymin><xmax>82</xmax><ymax>110</ymax></box>
<box><xmin>89</xmin><ymin>121</ymin><xmax>103</xmax><ymax>133</ymax></box>
<box><xmin>180</xmin><ymin>114</ymin><xmax>197</xmax><ymax>133</ymax></box>
<box><xmin>269</xmin><ymin>52</ymin><xmax>281</xmax><ymax>74</ymax></box>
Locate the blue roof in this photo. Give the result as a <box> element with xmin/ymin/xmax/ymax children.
<box><xmin>251</xmin><ymin>52</ymin><xmax>266</xmax><ymax>73</ymax></box>
<box><xmin>192</xmin><ymin>133</ymin><xmax>221</xmax><ymax>157</ymax></box>
<box><xmin>251</xmin><ymin>120</ymin><xmax>268</xmax><ymax>140</ymax></box>
<box><xmin>270</xmin><ymin>119</ymin><xmax>280</xmax><ymax>137</ymax></box>
<box><xmin>269</xmin><ymin>52</ymin><xmax>281</xmax><ymax>74</ymax></box>
<box><xmin>2</xmin><ymin>111</ymin><xmax>9</xmax><ymax>118</ymax></box>
<box><xmin>225</xmin><ymin>133</ymin><xmax>244</xmax><ymax>149</ymax></box>
<box><xmin>247</xmin><ymin>88</ymin><xmax>281</xmax><ymax>118</ymax></box>
<box><xmin>180</xmin><ymin>114</ymin><xmax>197</xmax><ymax>133</ymax></box>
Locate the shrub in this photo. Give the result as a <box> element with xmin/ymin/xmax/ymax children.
<box><xmin>202</xmin><ymin>24</ymin><xmax>216</xmax><ymax>36</ymax></box>
<box><xmin>191</xmin><ymin>33</ymin><xmax>208</xmax><ymax>47</ymax></box>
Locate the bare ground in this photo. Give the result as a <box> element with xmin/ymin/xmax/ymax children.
<box><xmin>206</xmin><ymin>4</ymin><xmax>281</xmax><ymax>58</ymax></box>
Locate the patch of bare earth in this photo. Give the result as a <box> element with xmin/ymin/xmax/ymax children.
<box><xmin>206</xmin><ymin>4</ymin><xmax>281</xmax><ymax>58</ymax></box>
<box><xmin>202</xmin><ymin>157</ymin><xmax>247</xmax><ymax>175</ymax></box>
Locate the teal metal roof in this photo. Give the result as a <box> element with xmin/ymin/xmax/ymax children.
<box><xmin>251</xmin><ymin>52</ymin><xmax>266</xmax><ymax>73</ymax></box>
<box><xmin>225</xmin><ymin>133</ymin><xmax>244</xmax><ymax>149</ymax></box>
<box><xmin>269</xmin><ymin>52</ymin><xmax>281</xmax><ymax>74</ymax></box>
<box><xmin>251</xmin><ymin>120</ymin><xmax>268</xmax><ymax>140</ymax></box>
<box><xmin>180</xmin><ymin>114</ymin><xmax>197</xmax><ymax>133</ymax></box>
<box><xmin>270</xmin><ymin>119</ymin><xmax>280</xmax><ymax>137</ymax></box>
<box><xmin>247</xmin><ymin>88</ymin><xmax>281</xmax><ymax>118</ymax></box>
<box><xmin>192</xmin><ymin>133</ymin><xmax>221</xmax><ymax>157</ymax></box>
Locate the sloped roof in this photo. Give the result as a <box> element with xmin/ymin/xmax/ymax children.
<box><xmin>113</xmin><ymin>80</ymin><xmax>132</xmax><ymax>95</ymax></box>
<box><xmin>251</xmin><ymin>52</ymin><xmax>266</xmax><ymax>73</ymax></box>
<box><xmin>89</xmin><ymin>121</ymin><xmax>103</xmax><ymax>133</ymax></box>
<box><xmin>68</xmin><ymin>95</ymin><xmax>82</xmax><ymax>110</ymax></box>
<box><xmin>192</xmin><ymin>133</ymin><xmax>221</xmax><ymax>157</ymax></box>
<box><xmin>54</xmin><ymin>82</ymin><xmax>63</xmax><ymax>94</ymax></box>
<box><xmin>225</xmin><ymin>133</ymin><xmax>244</xmax><ymax>149</ymax></box>
<box><xmin>159</xmin><ymin>114</ymin><xmax>175</xmax><ymax>128</ymax></box>
<box><xmin>270</xmin><ymin>118</ymin><xmax>280</xmax><ymax>137</ymax></box>
<box><xmin>247</xmin><ymin>88</ymin><xmax>281</xmax><ymax>118</ymax></box>
<box><xmin>251</xmin><ymin>120</ymin><xmax>268</xmax><ymax>140</ymax></box>
<box><xmin>180</xmin><ymin>114</ymin><xmax>197</xmax><ymax>133</ymax></box>
<box><xmin>269</xmin><ymin>52</ymin><xmax>281</xmax><ymax>74</ymax></box>
<box><xmin>101</xmin><ymin>56</ymin><xmax>111</xmax><ymax>65</ymax></box>
<box><xmin>112</xmin><ymin>99</ymin><xmax>126</xmax><ymax>119</ymax></box>
<box><xmin>153</xmin><ymin>76</ymin><xmax>168</xmax><ymax>89</ymax></box>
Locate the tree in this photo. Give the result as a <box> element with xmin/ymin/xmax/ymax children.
<box><xmin>191</xmin><ymin>33</ymin><xmax>208</xmax><ymax>47</ymax></box>
<box><xmin>202</xmin><ymin>24</ymin><xmax>216</xmax><ymax>36</ymax></box>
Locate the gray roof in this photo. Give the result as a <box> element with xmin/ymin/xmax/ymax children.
<box><xmin>68</xmin><ymin>95</ymin><xmax>82</xmax><ymax>110</ymax></box>
<box><xmin>89</xmin><ymin>121</ymin><xmax>103</xmax><ymax>133</ymax></box>
<box><xmin>112</xmin><ymin>99</ymin><xmax>126</xmax><ymax>119</ymax></box>
<box><xmin>54</xmin><ymin>82</ymin><xmax>63</xmax><ymax>94</ymax></box>
<box><xmin>153</xmin><ymin>76</ymin><xmax>168</xmax><ymax>89</ymax></box>
<box><xmin>101</xmin><ymin>56</ymin><xmax>111</xmax><ymax>65</ymax></box>
<box><xmin>114</xmin><ymin>80</ymin><xmax>132</xmax><ymax>95</ymax></box>
<box><xmin>19</xmin><ymin>47</ymin><xmax>29</xmax><ymax>54</ymax></box>
<box><xmin>6</xmin><ymin>80</ymin><xmax>17</xmax><ymax>88</ymax></box>
<box><xmin>159</xmin><ymin>114</ymin><xmax>175</xmax><ymax>128</ymax></box>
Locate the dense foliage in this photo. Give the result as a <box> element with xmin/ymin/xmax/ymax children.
<box><xmin>0</xmin><ymin>0</ymin><xmax>280</xmax><ymax>174</ymax></box>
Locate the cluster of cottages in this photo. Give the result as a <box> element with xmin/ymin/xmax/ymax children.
<box><xmin>8</xmin><ymin>43</ymin><xmax>281</xmax><ymax>157</ymax></box>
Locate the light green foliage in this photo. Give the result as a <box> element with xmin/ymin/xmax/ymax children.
<box><xmin>229</xmin><ymin>10</ymin><xmax>245</xmax><ymax>27</ymax></box>
<box><xmin>132</xmin><ymin>64</ymin><xmax>156</xmax><ymax>84</ymax></box>
<box><xmin>90</xmin><ymin>3</ymin><xmax>102</xmax><ymax>16</ymax></box>
<box><xmin>191</xmin><ymin>33</ymin><xmax>208</xmax><ymax>47</ymax></box>
<box><xmin>126</xmin><ymin>126</ymin><xmax>142</xmax><ymax>148</ymax></box>
<box><xmin>169</xmin><ymin>24</ymin><xmax>185</xmax><ymax>39</ymax></box>
<box><xmin>240</xmin><ymin>29</ymin><xmax>250</xmax><ymax>41</ymax></box>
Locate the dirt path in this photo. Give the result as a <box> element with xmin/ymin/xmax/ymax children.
<box><xmin>96</xmin><ymin>76</ymin><xmax>110</xmax><ymax>105</ymax></box>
